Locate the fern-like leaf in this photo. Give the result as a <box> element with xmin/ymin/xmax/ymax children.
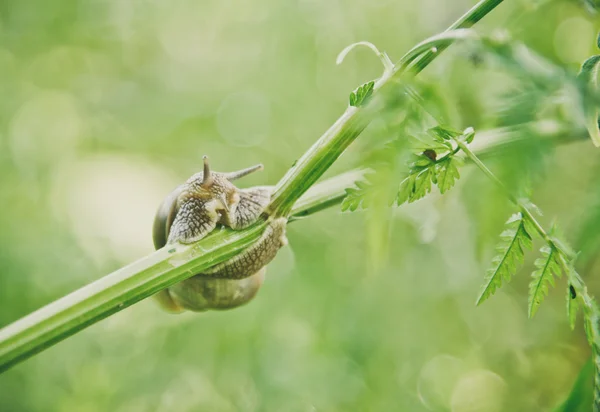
<box><xmin>567</xmin><ymin>284</ymin><xmax>579</xmax><ymax>330</ymax></box>
<box><xmin>395</xmin><ymin>154</ymin><xmax>436</xmax><ymax>205</ymax></box>
<box><xmin>349</xmin><ymin>81</ymin><xmax>375</xmax><ymax>107</ymax></box>
<box><xmin>528</xmin><ymin>245</ymin><xmax>562</xmax><ymax>318</ymax></box>
<box><xmin>347</xmin><ymin>124</ymin><xmax>466</xmax><ymax>211</ymax></box>
<box><xmin>395</xmin><ymin>174</ymin><xmax>415</xmax><ymax>205</ymax></box>
<box><xmin>411</xmin><ymin>167</ymin><xmax>434</xmax><ymax>201</ymax></box>
<box><xmin>435</xmin><ymin>157</ymin><xmax>461</xmax><ymax>194</ymax></box>
<box><xmin>476</xmin><ymin>213</ymin><xmax>532</xmax><ymax>305</ymax></box>
<box><xmin>341</xmin><ymin>180</ymin><xmax>371</xmax><ymax>211</ymax></box>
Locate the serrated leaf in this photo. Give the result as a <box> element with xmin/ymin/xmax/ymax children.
<box><xmin>567</xmin><ymin>284</ymin><xmax>579</xmax><ymax>330</ymax></box>
<box><xmin>476</xmin><ymin>213</ymin><xmax>532</xmax><ymax>305</ymax></box>
<box><xmin>410</xmin><ymin>167</ymin><xmax>434</xmax><ymax>202</ymax></box>
<box><xmin>349</xmin><ymin>92</ymin><xmax>357</xmax><ymax>106</ymax></box>
<box><xmin>528</xmin><ymin>245</ymin><xmax>563</xmax><ymax>318</ymax></box>
<box><xmin>396</xmin><ymin>174</ymin><xmax>415</xmax><ymax>206</ymax></box>
<box><xmin>349</xmin><ymin>81</ymin><xmax>375</xmax><ymax>107</ymax></box>
<box><xmin>436</xmin><ymin>157</ymin><xmax>461</xmax><ymax>194</ymax></box>
<box><xmin>341</xmin><ymin>184</ymin><xmax>370</xmax><ymax>212</ymax></box>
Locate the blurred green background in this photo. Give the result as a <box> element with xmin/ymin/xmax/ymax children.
<box><xmin>1</xmin><ymin>0</ymin><xmax>600</xmax><ymax>410</ymax></box>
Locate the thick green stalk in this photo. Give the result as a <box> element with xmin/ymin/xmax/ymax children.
<box><xmin>0</xmin><ymin>222</ymin><xmax>267</xmax><ymax>372</ymax></box>
<box><xmin>408</xmin><ymin>0</ymin><xmax>504</xmax><ymax>73</ymax></box>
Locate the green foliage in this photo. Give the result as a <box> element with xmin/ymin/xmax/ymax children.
<box><xmin>476</xmin><ymin>213</ymin><xmax>532</xmax><ymax>305</ymax></box>
<box><xmin>349</xmin><ymin>81</ymin><xmax>375</xmax><ymax>107</ymax></box>
<box><xmin>528</xmin><ymin>245</ymin><xmax>562</xmax><ymax>318</ymax></box>
<box><xmin>435</xmin><ymin>157</ymin><xmax>461</xmax><ymax>194</ymax></box>
<box><xmin>577</xmin><ymin>38</ymin><xmax>600</xmax><ymax>146</ymax></box>
<box><xmin>341</xmin><ymin>179</ymin><xmax>372</xmax><ymax>211</ymax></box>
<box><xmin>342</xmin><ymin>125</ymin><xmax>465</xmax><ymax>211</ymax></box>
<box><xmin>568</xmin><ymin>284</ymin><xmax>580</xmax><ymax>330</ymax></box>
<box><xmin>395</xmin><ymin>126</ymin><xmax>464</xmax><ymax>204</ymax></box>
<box><xmin>396</xmin><ymin>157</ymin><xmax>434</xmax><ymax>204</ymax></box>
<box><xmin>395</xmin><ymin>153</ymin><xmax>463</xmax><ymax>205</ymax></box>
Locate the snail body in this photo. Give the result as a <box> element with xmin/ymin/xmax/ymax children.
<box><xmin>152</xmin><ymin>157</ymin><xmax>287</xmax><ymax>312</ymax></box>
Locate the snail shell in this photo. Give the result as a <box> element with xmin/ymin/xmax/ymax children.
<box><xmin>152</xmin><ymin>157</ymin><xmax>287</xmax><ymax>312</ymax></box>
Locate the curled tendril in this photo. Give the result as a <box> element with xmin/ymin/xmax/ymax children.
<box><xmin>336</xmin><ymin>41</ymin><xmax>394</xmax><ymax>75</ymax></box>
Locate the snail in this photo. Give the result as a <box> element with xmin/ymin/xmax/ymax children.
<box><xmin>153</xmin><ymin>156</ymin><xmax>288</xmax><ymax>312</ymax></box>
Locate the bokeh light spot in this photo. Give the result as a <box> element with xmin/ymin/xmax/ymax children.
<box><xmin>554</xmin><ymin>17</ymin><xmax>594</xmax><ymax>64</ymax></box>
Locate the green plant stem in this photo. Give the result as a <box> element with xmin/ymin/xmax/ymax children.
<box><xmin>0</xmin><ymin>0</ymin><xmax>504</xmax><ymax>372</ymax></box>
<box><xmin>0</xmin><ymin>223</ymin><xmax>268</xmax><ymax>373</ymax></box>
<box><xmin>407</xmin><ymin>0</ymin><xmax>504</xmax><ymax>73</ymax></box>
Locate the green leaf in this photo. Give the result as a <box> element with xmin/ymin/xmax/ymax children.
<box><xmin>411</xmin><ymin>167</ymin><xmax>434</xmax><ymax>202</ymax></box>
<box><xmin>577</xmin><ymin>54</ymin><xmax>600</xmax><ymax>147</ymax></box>
<box><xmin>396</xmin><ymin>155</ymin><xmax>436</xmax><ymax>206</ymax></box>
<box><xmin>349</xmin><ymin>81</ymin><xmax>375</xmax><ymax>107</ymax></box>
<box><xmin>567</xmin><ymin>284</ymin><xmax>579</xmax><ymax>330</ymax></box>
<box><xmin>341</xmin><ymin>181</ymin><xmax>371</xmax><ymax>212</ymax></box>
<box><xmin>528</xmin><ymin>245</ymin><xmax>563</xmax><ymax>318</ymax></box>
<box><xmin>436</xmin><ymin>157</ymin><xmax>461</xmax><ymax>194</ymax></box>
<box><xmin>464</xmin><ymin>127</ymin><xmax>475</xmax><ymax>143</ymax></box>
<box><xmin>349</xmin><ymin>92</ymin><xmax>357</xmax><ymax>106</ymax></box>
<box><xmin>396</xmin><ymin>174</ymin><xmax>415</xmax><ymax>206</ymax></box>
<box><xmin>358</xmin><ymin>123</ymin><xmax>466</xmax><ymax>210</ymax></box>
<box><xmin>476</xmin><ymin>213</ymin><xmax>532</xmax><ymax>305</ymax></box>
<box><xmin>579</xmin><ymin>55</ymin><xmax>600</xmax><ymax>84</ymax></box>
